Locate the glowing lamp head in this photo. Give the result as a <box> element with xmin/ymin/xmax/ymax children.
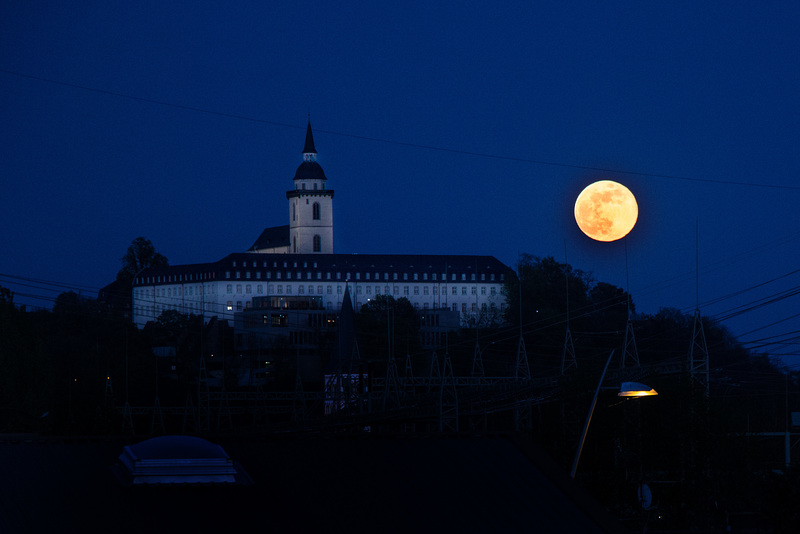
<box><xmin>618</xmin><ymin>382</ymin><xmax>658</xmax><ymax>397</ymax></box>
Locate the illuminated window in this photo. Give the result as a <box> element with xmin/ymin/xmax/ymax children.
<box><xmin>227</xmin><ymin>301</ymin><xmax>233</xmax><ymax>311</ymax></box>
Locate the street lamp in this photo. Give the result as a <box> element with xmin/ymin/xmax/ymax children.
<box><xmin>570</xmin><ymin>350</ymin><xmax>658</xmax><ymax>478</ymax></box>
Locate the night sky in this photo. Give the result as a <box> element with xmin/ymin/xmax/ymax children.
<box><xmin>2</xmin><ymin>2</ymin><xmax>799</xmax><ymax>366</ymax></box>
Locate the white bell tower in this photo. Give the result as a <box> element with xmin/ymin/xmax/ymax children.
<box><xmin>287</xmin><ymin>120</ymin><xmax>334</xmax><ymax>253</ymax></box>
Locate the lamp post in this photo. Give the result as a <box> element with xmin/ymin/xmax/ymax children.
<box><xmin>570</xmin><ymin>350</ymin><xmax>658</xmax><ymax>478</ymax></box>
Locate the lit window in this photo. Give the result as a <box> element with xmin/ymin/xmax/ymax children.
<box><xmin>227</xmin><ymin>301</ymin><xmax>233</xmax><ymax>311</ymax></box>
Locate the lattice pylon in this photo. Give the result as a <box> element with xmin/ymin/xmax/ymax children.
<box><xmin>689</xmin><ymin>308</ymin><xmax>710</xmax><ymax>397</ymax></box>
<box><xmin>515</xmin><ymin>335</ymin><xmax>531</xmax><ymax>380</ymax></box>
<box><xmin>620</xmin><ymin>317</ymin><xmax>640</xmax><ymax>369</ymax></box>
<box><xmin>427</xmin><ymin>351</ymin><xmax>441</xmax><ymax>394</ymax></box>
<box><xmin>439</xmin><ymin>352</ymin><xmax>459</xmax><ymax>432</ymax></box>
<box><xmin>382</xmin><ymin>355</ymin><xmax>402</xmax><ymax>411</ymax></box>
<box><xmin>472</xmin><ymin>340</ymin><xmax>485</xmax><ymax>378</ymax></box>
<box><xmin>404</xmin><ymin>351</ymin><xmax>415</xmax><ymax>396</ymax></box>
<box><xmin>561</xmin><ymin>327</ymin><xmax>577</xmax><ymax>375</ymax></box>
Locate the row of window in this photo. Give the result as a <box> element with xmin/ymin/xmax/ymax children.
<box><xmin>138</xmin><ymin>272</ymin><xmax>216</xmax><ymax>285</ymax></box>
<box><xmin>223</xmin><ymin>283</ymin><xmax>498</xmax><ymax>297</ymax></box>
<box><xmin>135</xmin><ymin>285</ymin><xmax>217</xmax><ymax>299</ymax></box>
<box><xmin>225</xmin><ymin>269</ymin><xmax>501</xmax><ymax>282</ymax></box>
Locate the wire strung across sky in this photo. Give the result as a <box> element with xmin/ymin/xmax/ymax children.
<box><xmin>3</xmin><ymin>67</ymin><xmax>800</xmax><ymax>192</ymax></box>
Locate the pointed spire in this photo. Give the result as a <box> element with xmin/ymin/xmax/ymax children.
<box><xmin>302</xmin><ymin>118</ymin><xmax>317</xmax><ymax>159</ymax></box>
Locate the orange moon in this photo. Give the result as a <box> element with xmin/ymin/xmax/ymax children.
<box><xmin>574</xmin><ymin>180</ymin><xmax>638</xmax><ymax>242</ymax></box>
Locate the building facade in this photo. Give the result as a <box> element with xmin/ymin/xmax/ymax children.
<box><xmin>132</xmin><ymin>121</ymin><xmax>510</xmax><ymax>329</ymax></box>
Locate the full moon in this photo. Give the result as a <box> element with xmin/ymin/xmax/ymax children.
<box><xmin>574</xmin><ymin>180</ymin><xmax>638</xmax><ymax>242</ymax></box>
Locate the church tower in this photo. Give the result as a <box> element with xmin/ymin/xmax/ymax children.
<box><xmin>287</xmin><ymin>120</ymin><xmax>334</xmax><ymax>253</ymax></box>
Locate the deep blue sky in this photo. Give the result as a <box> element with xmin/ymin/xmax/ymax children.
<box><xmin>2</xmin><ymin>2</ymin><xmax>799</xmax><ymax>366</ymax></box>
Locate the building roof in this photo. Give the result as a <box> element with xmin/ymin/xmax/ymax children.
<box><xmin>0</xmin><ymin>434</ymin><xmax>625</xmax><ymax>533</ymax></box>
<box><xmin>294</xmin><ymin>120</ymin><xmax>326</xmax><ymax>180</ymax></box>
<box><xmin>134</xmin><ymin>253</ymin><xmax>511</xmax><ymax>287</ymax></box>
<box><xmin>293</xmin><ymin>160</ymin><xmax>327</xmax><ymax>181</ymax></box>
<box><xmin>248</xmin><ymin>225</ymin><xmax>290</xmax><ymax>251</ymax></box>
<box><xmin>302</xmin><ymin>119</ymin><xmax>317</xmax><ymax>154</ymax></box>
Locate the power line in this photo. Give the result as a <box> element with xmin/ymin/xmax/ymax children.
<box><xmin>3</xmin><ymin>67</ymin><xmax>800</xmax><ymax>191</ymax></box>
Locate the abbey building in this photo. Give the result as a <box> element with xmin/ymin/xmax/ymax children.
<box><xmin>131</xmin><ymin>122</ymin><xmax>510</xmax><ymax>329</ymax></box>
